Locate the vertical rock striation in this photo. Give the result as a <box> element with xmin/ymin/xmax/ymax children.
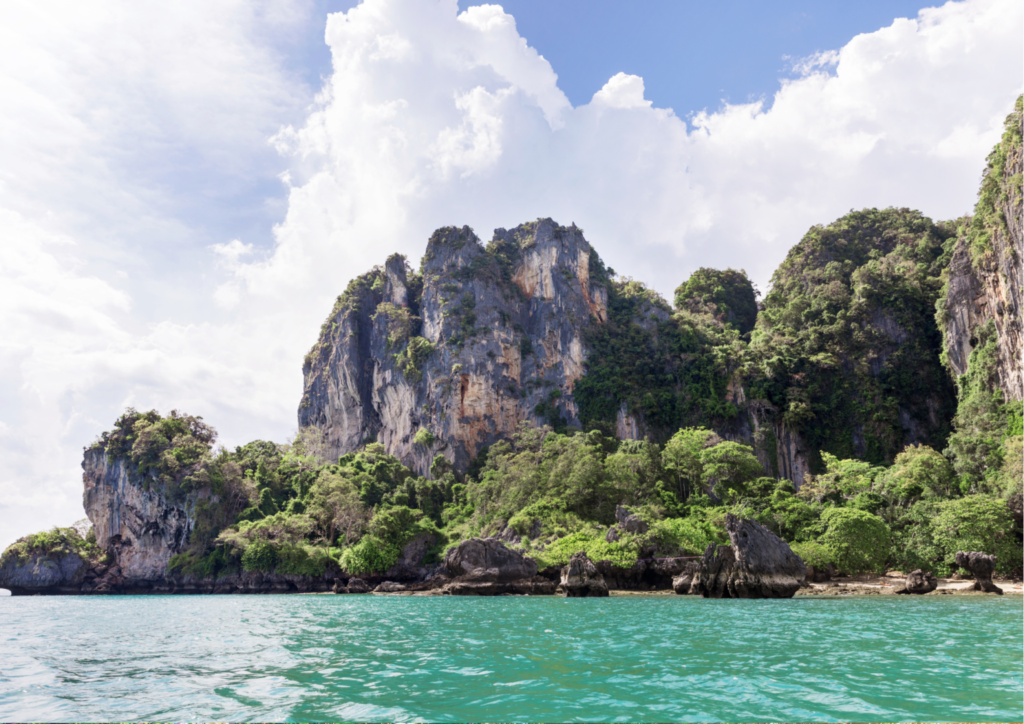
<box><xmin>938</xmin><ymin>98</ymin><xmax>1023</xmax><ymax>403</ymax></box>
<box><xmin>82</xmin><ymin>448</ymin><xmax>197</xmax><ymax>582</ymax></box>
<box><xmin>299</xmin><ymin>219</ymin><xmax>609</xmax><ymax>473</ymax></box>
<box><xmin>691</xmin><ymin>514</ymin><xmax>806</xmax><ymax>598</ymax></box>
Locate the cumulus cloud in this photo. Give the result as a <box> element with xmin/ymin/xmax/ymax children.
<box><xmin>0</xmin><ymin>0</ymin><xmax>1021</xmax><ymax>553</ymax></box>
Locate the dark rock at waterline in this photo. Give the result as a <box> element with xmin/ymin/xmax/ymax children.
<box><xmin>374</xmin><ymin>581</ymin><xmax>406</xmax><ymax>593</ymax></box>
<box><xmin>672</xmin><ymin>561</ymin><xmax>699</xmax><ymax>595</ymax></box>
<box><xmin>0</xmin><ymin>548</ymin><xmax>88</xmax><ymax>595</ymax></box>
<box><xmin>560</xmin><ymin>552</ymin><xmax>609</xmax><ymax>597</ymax></box>
<box><xmin>346</xmin><ymin>577</ymin><xmax>371</xmax><ymax>594</ymax></box>
<box><xmin>444</xmin><ymin>537</ymin><xmax>538</xmax><ymax>582</ymax></box>
<box><xmin>691</xmin><ymin>514</ymin><xmax>806</xmax><ymax>599</ymax></box>
<box><xmin>895</xmin><ymin>569</ymin><xmax>937</xmax><ymax>595</ymax></box>
<box><xmin>955</xmin><ymin>551</ymin><xmax>1003</xmax><ymax>594</ymax></box>
<box><xmin>442</xmin><ymin>567</ymin><xmax>556</xmax><ymax>596</ymax></box>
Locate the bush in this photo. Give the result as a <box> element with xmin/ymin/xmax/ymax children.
<box><xmin>414</xmin><ymin>427</ymin><xmax>435</xmax><ymax>447</ymax></box>
<box><xmin>649</xmin><ymin>517</ymin><xmax>721</xmax><ymax>555</ymax></box>
<box><xmin>241</xmin><ymin>539</ymin><xmax>279</xmax><ymax>572</ymax></box>
<box><xmin>789</xmin><ymin>541</ymin><xmax>833</xmax><ymax>571</ymax></box>
<box><xmin>931</xmin><ymin>494</ymin><xmax>1021</xmax><ymax>576</ymax></box>
<box><xmin>819</xmin><ymin>507</ymin><xmax>890</xmax><ymax>575</ymax></box>
<box><xmin>531</xmin><ymin>530</ymin><xmax>641</xmax><ymax>569</ymax></box>
<box><xmin>340</xmin><ymin>537</ymin><xmax>401</xmax><ymax>575</ymax></box>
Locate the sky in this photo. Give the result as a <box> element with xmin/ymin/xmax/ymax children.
<box><xmin>0</xmin><ymin>0</ymin><xmax>1021</xmax><ymax>555</ymax></box>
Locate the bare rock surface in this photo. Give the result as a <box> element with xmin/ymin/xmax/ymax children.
<box><xmin>955</xmin><ymin>551</ymin><xmax>1003</xmax><ymax>594</ymax></box>
<box><xmin>672</xmin><ymin>561</ymin><xmax>699</xmax><ymax>595</ymax></box>
<box><xmin>444</xmin><ymin>537</ymin><xmax>538</xmax><ymax>582</ymax></box>
<box><xmin>346</xmin><ymin>577</ymin><xmax>371</xmax><ymax>594</ymax></box>
<box><xmin>0</xmin><ymin>548</ymin><xmax>87</xmax><ymax>595</ymax></box>
<box><xmin>560</xmin><ymin>552</ymin><xmax>609</xmax><ymax>597</ymax></box>
<box><xmin>895</xmin><ymin>569</ymin><xmax>938</xmax><ymax>594</ymax></box>
<box><xmin>691</xmin><ymin>514</ymin><xmax>806</xmax><ymax>598</ymax></box>
<box><xmin>374</xmin><ymin>581</ymin><xmax>407</xmax><ymax>593</ymax></box>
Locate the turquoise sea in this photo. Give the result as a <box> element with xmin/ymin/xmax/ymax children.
<box><xmin>0</xmin><ymin>594</ymin><xmax>1020</xmax><ymax>722</ymax></box>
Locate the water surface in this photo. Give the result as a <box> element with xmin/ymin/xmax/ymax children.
<box><xmin>0</xmin><ymin>594</ymin><xmax>1020</xmax><ymax>722</ymax></box>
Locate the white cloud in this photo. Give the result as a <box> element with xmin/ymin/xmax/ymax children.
<box><xmin>591</xmin><ymin>73</ymin><xmax>653</xmax><ymax>109</ymax></box>
<box><xmin>0</xmin><ymin>0</ymin><xmax>1021</xmax><ymax>555</ymax></box>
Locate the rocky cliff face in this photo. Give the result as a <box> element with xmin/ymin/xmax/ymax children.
<box><xmin>300</xmin><ymin>219</ymin><xmax>608</xmax><ymax>474</ymax></box>
<box><xmin>939</xmin><ymin>100</ymin><xmax>1023</xmax><ymax>402</ymax></box>
<box><xmin>82</xmin><ymin>448</ymin><xmax>197</xmax><ymax>581</ymax></box>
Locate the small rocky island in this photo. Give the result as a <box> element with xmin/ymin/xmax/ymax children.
<box><xmin>2</xmin><ymin>98</ymin><xmax>1021</xmax><ymax>597</ymax></box>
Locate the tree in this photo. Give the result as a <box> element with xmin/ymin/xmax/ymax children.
<box><xmin>819</xmin><ymin>507</ymin><xmax>890</xmax><ymax>575</ymax></box>
<box><xmin>877</xmin><ymin>444</ymin><xmax>956</xmax><ymax>505</ymax></box>
<box><xmin>662</xmin><ymin>427</ymin><xmax>719</xmax><ymax>502</ymax></box>
<box><xmin>308</xmin><ymin>470</ymin><xmax>367</xmax><ymax>548</ymax></box>
<box><xmin>931</xmin><ymin>494</ymin><xmax>1021</xmax><ymax>575</ymax></box>
<box><xmin>699</xmin><ymin>441</ymin><xmax>764</xmax><ymax>503</ymax></box>
<box><xmin>674</xmin><ymin>267</ymin><xmax>758</xmax><ymax>336</ymax></box>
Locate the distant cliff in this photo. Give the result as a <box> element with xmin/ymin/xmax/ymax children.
<box><xmin>300</xmin><ymin>219</ymin><xmax>608</xmax><ymax>474</ymax></box>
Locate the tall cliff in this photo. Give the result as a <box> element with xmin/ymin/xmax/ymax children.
<box><xmin>300</xmin><ymin>219</ymin><xmax>608</xmax><ymax>474</ymax></box>
<box><xmin>938</xmin><ymin>96</ymin><xmax>1023</xmax><ymax>403</ymax></box>
<box><xmin>82</xmin><ymin>447</ymin><xmax>198</xmax><ymax>581</ymax></box>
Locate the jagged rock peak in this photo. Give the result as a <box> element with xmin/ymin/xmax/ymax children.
<box><xmin>299</xmin><ymin>219</ymin><xmax>611</xmax><ymax>474</ymax></box>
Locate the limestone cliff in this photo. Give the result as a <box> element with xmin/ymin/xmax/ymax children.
<box><xmin>82</xmin><ymin>448</ymin><xmax>198</xmax><ymax>581</ymax></box>
<box><xmin>938</xmin><ymin>97</ymin><xmax>1023</xmax><ymax>402</ymax></box>
<box><xmin>300</xmin><ymin>219</ymin><xmax>608</xmax><ymax>474</ymax></box>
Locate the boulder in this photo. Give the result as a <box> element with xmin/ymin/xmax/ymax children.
<box><xmin>955</xmin><ymin>551</ymin><xmax>1003</xmax><ymax>594</ymax></box>
<box><xmin>691</xmin><ymin>514</ymin><xmax>806</xmax><ymax>598</ymax></box>
<box><xmin>332</xmin><ymin>580</ymin><xmax>348</xmax><ymax>594</ymax></box>
<box><xmin>615</xmin><ymin>505</ymin><xmax>649</xmax><ymax>535</ymax></box>
<box><xmin>895</xmin><ymin>569</ymin><xmax>937</xmax><ymax>594</ymax></box>
<box><xmin>346</xmin><ymin>577</ymin><xmax>371</xmax><ymax>594</ymax></box>
<box><xmin>444</xmin><ymin>537</ymin><xmax>538</xmax><ymax>582</ymax></box>
<box><xmin>381</xmin><ymin>532</ymin><xmax>438</xmax><ymax>582</ymax></box>
<box><xmin>374</xmin><ymin>581</ymin><xmax>406</xmax><ymax>593</ymax></box>
<box><xmin>560</xmin><ymin>552</ymin><xmax>609</xmax><ymax>597</ymax></box>
<box><xmin>672</xmin><ymin>561</ymin><xmax>699</xmax><ymax>595</ymax></box>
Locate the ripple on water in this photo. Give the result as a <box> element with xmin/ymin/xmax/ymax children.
<box><xmin>0</xmin><ymin>595</ymin><xmax>1020</xmax><ymax>722</ymax></box>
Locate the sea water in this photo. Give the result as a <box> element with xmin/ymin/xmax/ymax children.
<box><xmin>0</xmin><ymin>594</ymin><xmax>1020</xmax><ymax>722</ymax></box>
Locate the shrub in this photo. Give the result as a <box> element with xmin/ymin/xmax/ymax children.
<box><xmin>931</xmin><ymin>494</ymin><xmax>1021</xmax><ymax>576</ymax></box>
<box><xmin>414</xmin><ymin>427</ymin><xmax>435</xmax><ymax>447</ymax></box>
<box><xmin>819</xmin><ymin>507</ymin><xmax>890</xmax><ymax>575</ymax></box>
<box><xmin>241</xmin><ymin>539</ymin><xmax>279</xmax><ymax>572</ymax></box>
<box><xmin>789</xmin><ymin>541</ymin><xmax>833</xmax><ymax>571</ymax></box>
<box><xmin>649</xmin><ymin>517</ymin><xmax>722</xmax><ymax>555</ymax></box>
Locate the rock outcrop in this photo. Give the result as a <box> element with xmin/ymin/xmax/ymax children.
<box><xmin>444</xmin><ymin>537</ymin><xmax>538</xmax><ymax>581</ymax></box>
<box><xmin>82</xmin><ymin>447</ymin><xmax>197</xmax><ymax>582</ymax></box>
<box><xmin>299</xmin><ymin>219</ymin><xmax>609</xmax><ymax>474</ymax></box>
<box><xmin>938</xmin><ymin>98</ymin><xmax>1022</xmax><ymax>403</ymax></box>
<box><xmin>895</xmin><ymin>569</ymin><xmax>938</xmax><ymax>595</ymax></box>
<box><xmin>439</xmin><ymin>537</ymin><xmax>553</xmax><ymax>595</ymax></box>
<box><xmin>691</xmin><ymin>514</ymin><xmax>806</xmax><ymax>598</ymax></box>
<box><xmin>560</xmin><ymin>552</ymin><xmax>609</xmax><ymax>597</ymax></box>
<box><xmin>955</xmin><ymin>551</ymin><xmax>1003</xmax><ymax>594</ymax></box>
<box><xmin>672</xmin><ymin>561</ymin><xmax>699</xmax><ymax>595</ymax></box>
<box><xmin>0</xmin><ymin>547</ymin><xmax>88</xmax><ymax>595</ymax></box>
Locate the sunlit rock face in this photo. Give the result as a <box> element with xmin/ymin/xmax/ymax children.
<box><xmin>299</xmin><ymin>218</ymin><xmax>609</xmax><ymax>474</ymax></box>
<box><xmin>82</xmin><ymin>448</ymin><xmax>196</xmax><ymax>581</ymax></box>
<box><xmin>938</xmin><ymin>108</ymin><xmax>1023</xmax><ymax>404</ymax></box>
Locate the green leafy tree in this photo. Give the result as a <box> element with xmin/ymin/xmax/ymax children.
<box><xmin>819</xmin><ymin>507</ymin><xmax>890</xmax><ymax>575</ymax></box>
<box><xmin>931</xmin><ymin>494</ymin><xmax>1021</xmax><ymax>575</ymax></box>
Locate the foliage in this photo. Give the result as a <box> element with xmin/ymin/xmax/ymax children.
<box><xmin>750</xmin><ymin>207</ymin><xmax>957</xmax><ymax>469</ymax></box>
<box><xmin>819</xmin><ymin>507</ymin><xmax>890</xmax><ymax>575</ymax></box>
<box><xmin>89</xmin><ymin>408</ymin><xmax>217</xmax><ymax>499</ymax></box>
<box><xmin>574</xmin><ymin>280</ymin><xmax>744</xmax><ymax>440</ymax></box>
<box><xmin>2</xmin><ymin>526</ymin><xmax>104</xmax><ymax>565</ymax></box>
<box><xmin>931</xmin><ymin>495</ymin><xmax>1021</xmax><ymax>576</ymax></box>
<box><xmin>674</xmin><ymin>267</ymin><xmax>759</xmax><ymax>336</ymax></box>
<box><xmin>394</xmin><ymin>336</ymin><xmax>436</xmax><ymax>383</ymax></box>
<box><xmin>414</xmin><ymin>427</ymin><xmax>435</xmax><ymax>447</ymax></box>
<box><xmin>789</xmin><ymin>541</ymin><xmax>833</xmax><ymax>571</ymax></box>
